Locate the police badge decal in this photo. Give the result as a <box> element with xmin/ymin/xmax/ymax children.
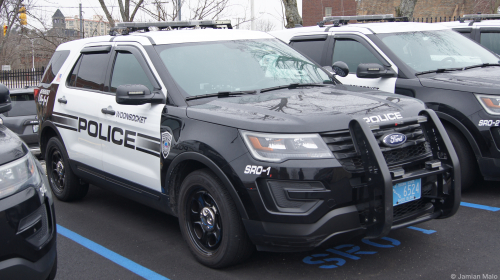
<box><xmin>162</xmin><ymin>131</ymin><xmax>173</xmax><ymax>159</ymax></box>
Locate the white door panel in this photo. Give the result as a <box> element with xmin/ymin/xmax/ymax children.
<box><xmin>100</xmin><ymin>100</ymin><xmax>163</xmax><ymax>192</ymax></box>
<box><xmin>52</xmin><ymin>81</ymin><xmax>103</xmax><ymax>170</ymax></box>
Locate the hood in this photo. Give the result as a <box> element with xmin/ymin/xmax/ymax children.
<box><xmin>0</xmin><ymin>125</ymin><xmax>28</xmax><ymax>165</ymax></box>
<box><xmin>419</xmin><ymin>67</ymin><xmax>500</xmax><ymax>95</ymax></box>
<box><xmin>186</xmin><ymin>85</ymin><xmax>426</xmax><ymax>133</ymax></box>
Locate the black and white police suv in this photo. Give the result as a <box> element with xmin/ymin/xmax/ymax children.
<box><xmin>0</xmin><ymin>84</ymin><xmax>57</xmax><ymax>280</ymax></box>
<box><xmin>440</xmin><ymin>14</ymin><xmax>500</xmax><ymax>54</ymax></box>
<box><xmin>36</xmin><ymin>20</ymin><xmax>459</xmax><ymax>268</ymax></box>
<box><xmin>271</xmin><ymin>14</ymin><xmax>500</xmax><ymax>190</ymax></box>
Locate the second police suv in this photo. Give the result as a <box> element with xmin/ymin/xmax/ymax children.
<box><xmin>271</xmin><ymin>14</ymin><xmax>500</xmax><ymax>190</ymax></box>
<box><xmin>36</xmin><ymin>20</ymin><xmax>459</xmax><ymax>268</ymax></box>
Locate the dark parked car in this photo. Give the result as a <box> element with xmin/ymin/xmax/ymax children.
<box><xmin>0</xmin><ymin>87</ymin><xmax>40</xmax><ymax>156</ymax></box>
<box><xmin>0</xmin><ymin>84</ymin><xmax>57</xmax><ymax>280</ymax></box>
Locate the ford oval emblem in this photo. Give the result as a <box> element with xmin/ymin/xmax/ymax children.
<box><xmin>382</xmin><ymin>132</ymin><xmax>407</xmax><ymax>147</ymax></box>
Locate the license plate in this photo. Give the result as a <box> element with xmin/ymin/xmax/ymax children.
<box><xmin>393</xmin><ymin>179</ymin><xmax>421</xmax><ymax>206</ymax></box>
<box><xmin>32</xmin><ymin>125</ymin><xmax>39</xmax><ymax>133</ymax></box>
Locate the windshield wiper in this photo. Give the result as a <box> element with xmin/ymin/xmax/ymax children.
<box><xmin>260</xmin><ymin>83</ymin><xmax>329</xmax><ymax>93</ymax></box>
<box><xmin>463</xmin><ymin>63</ymin><xmax>500</xmax><ymax>70</ymax></box>
<box><xmin>415</xmin><ymin>68</ymin><xmax>463</xmax><ymax>76</ymax></box>
<box><xmin>185</xmin><ymin>90</ymin><xmax>256</xmax><ymax>101</ymax></box>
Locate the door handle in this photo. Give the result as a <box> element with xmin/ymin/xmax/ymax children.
<box><xmin>57</xmin><ymin>97</ymin><xmax>67</xmax><ymax>104</ymax></box>
<box><xmin>101</xmin><ymin>106</ymin><xmax>115</xmax><ymax>115</ymax></box>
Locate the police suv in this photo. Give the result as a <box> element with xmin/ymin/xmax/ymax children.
<box><xmin>440</xmin><ymin>14</ymin><xmax>500</xmax><ymax>54</ymax></box>
<box><xmin>36</xmin><ymin>20</ymin><xmax>459</xmax><ymax>268</ymax></box>
<box><xmin>271</xmin><ymin>14</ymin><xmax>500</xmax><ymax>190</ymax></box>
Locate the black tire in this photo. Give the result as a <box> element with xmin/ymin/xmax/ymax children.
<box><xmin>444</xmin><ymin>124</ymin><xmax>478</xmax><ymax>191</ymax></box>
<box><xmin>45</xmin><ymin>137</ymin><xmax>89</xmax><ymax>201</ymax></box>
<box><xmin>178</xmin><ymin>169</ymin><xmax>254</xmax><ymax>268</ymax></box>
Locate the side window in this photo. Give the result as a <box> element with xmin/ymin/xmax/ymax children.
<box><xmin>458</xmin><ymin>31</ymin><xmax>471</xmax><ymax>38</ymax></box>
<box><xmin>480</xmin><ymin>32</ymin><xmax>500</xmax><ymax>54</ymax></box>
<box><xmin>67</xmin><ymin>52</ymin><xmax>109</xmax><ymax>91</ymax></box>
<box><xmin>41</xmin><ymin>50</ymin><xmax>70</xmax><ymax>84</ymax></box>
<box><xmin>110</xmin><ymin>52</ymin><xmax>154</xmax><ymax>93</ymax></box>
<box><xmin>290</xmin><ymin>40</ymin><xmax>325</xmax><ymax>64</ymax></box>
<box><xmin>332</xmin><ymin>39</ymin><xmax>384</xmax><ymax>73</ymax></box>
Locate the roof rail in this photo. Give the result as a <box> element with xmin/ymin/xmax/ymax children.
<box><xmin>461</xmin><ymin>13</ymin><xmax>500</xmax><ymax>24</ymax></box>
<box><xmin>110</xmin><ymin>20</ymin><xmax>232</xmax><ymax>35</ymax></box>
<box><xmin>318</xmin><ymin>14</ymin><xmax>408</xmax><ymax>27</ymax></box>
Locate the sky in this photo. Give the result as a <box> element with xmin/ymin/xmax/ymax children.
<box><xmin>29</xmin><ymin>0</ymin><xmax>303</xmax><ymax>31</ymax></box>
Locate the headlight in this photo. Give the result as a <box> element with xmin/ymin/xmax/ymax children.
<box><xmin>240</xmin><ymin>130</ymin><xmax>333</xmax><ymax>162</ymax></box>
<box><xmin>475</xmin><ymin>94</ymin><xmax>500</xmax><ymax>115</ymax></box>
<box><xmin>0</xmin><ymin>152</ymin><xmax>41</xmax><ymax>199</ymax></box>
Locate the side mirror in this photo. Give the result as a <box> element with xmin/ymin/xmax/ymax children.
<box><xmin>332</xmin><ymin>61</ymin><xmax>349</xmax><ymax>77</ymax></box>
<box><xmin>356</xmin><ymin>63</ymin><xmax>396</xmax><ymax>79</ymax></box>
<box><xmin>0</xmin><ymin>83</ymin><xmax>12</xmax><ymax>114</ymax></box>
<box><xmin>116</xmin><ymin>84</ymin><xmax>164</xmax><ymax>105</ymax></box>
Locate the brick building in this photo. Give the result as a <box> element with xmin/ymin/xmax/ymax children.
<box><xmin>302</xmin><ymin>0</ymin><xmax>357</xmax><ymax>27</ymax></box>
<box><xmin>302</xmin><ymin>0</ymin><xmax>497</xmax><ymax>27</ymax></box>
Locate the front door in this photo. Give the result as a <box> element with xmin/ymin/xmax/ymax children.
<box><xmin>329</xmin><ymin>36</ymin><xmax>398</xmax><ymax>93</ymax></box>
<box><xmin>99</xmin><ymin>43</ymin><xmax>165</xmax><ymax>192</ymax></box>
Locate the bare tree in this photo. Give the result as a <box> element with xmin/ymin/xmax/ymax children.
<box><xmin>281</xmin><ymin>0</ymin><xmax>302</xmax><ymax>29</ymax></box>
<box><xmin>0</xmin><ymin>0</ymin><xmax>28</xmax><ymax>55</ymax></box>
<box><xmin>189</xmin><ymin>0</ymin><xmax>229</xmax><ymax>20</ymax></box>
<box><xmin>474</xmin><ymin>0</ymin><xmax>500</xmax><ymax>14</ymax></box>
<box><xmin>135</xmin><ymin>0</ymin><xmax>182</xmax><ymax>22</ymax></box>
<box><xmin>98</xmin><ymin>0</ymin><xmax>144</xmax><ymax>27</ymax></box>
<box><xmin>395</xmin><ymin>0</ymin><xmax>418</xmax><ymax>18</ymax></box>
<box><xmin>255</xmin><ymin>19</ymin><xmax>276</xmax><ymax>32</ymax></box>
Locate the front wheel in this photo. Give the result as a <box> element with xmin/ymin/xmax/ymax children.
<box><xmin>45</xmin><ymin>137</ymin><xmax>89</xmax><ymax>201</ymax></box>
<box><xmin>178</xmin><ymin>169</ymin><xmax>254</xmax><ymax>268</ymax></box>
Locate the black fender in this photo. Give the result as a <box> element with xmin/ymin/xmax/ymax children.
<box><xmin>165</xmin><ymin>152</ymin><xmax>249</xmax><ymax>220</ymax></box>
<box><xmin>39</xmin><ymin>121</ymin><xmax>65</xmax><ymax>159</ymax></box>
<box><xmin>435</xmin><ymin>111</ymin><xmax>482</xmax><ymax>158</ymax></box>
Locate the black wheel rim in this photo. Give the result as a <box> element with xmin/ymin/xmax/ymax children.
<box><xmin>185</xmin><ymin>187</ymin><xmax>223</xmax><ymax>254</ymax></box>
<box><xmin>49</xmin><ymin>148</ymin><xmax>65</xmax><ymax>193</ymax></box>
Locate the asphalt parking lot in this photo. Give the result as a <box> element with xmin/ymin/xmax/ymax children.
<box><xmin>43</xmin><ymin>159</ymin><xmax>499</xmax><ymax>280</ymax></box>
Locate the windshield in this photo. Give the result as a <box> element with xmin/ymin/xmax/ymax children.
<box><xmin>377</xmin><ymin>30</ymin><xmax>500</xmax><ymax>73</ymax></box>
<box><xmin>155</xmin><ymin>39</ymin><xmax>331</xmax><ymax>97</ymax></box>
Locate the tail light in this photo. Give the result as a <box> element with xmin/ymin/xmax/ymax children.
<box><xmin>33</xmin><ymin>88</ymin><xmax>40</xmax><ymax>100</ymax></box>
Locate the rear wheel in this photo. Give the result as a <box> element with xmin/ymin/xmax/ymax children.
<box><xmin>444</xmin><ymin>124</ymin><xmax>478</xmax><ymax>191</ymax></box>
<box><xmin>178</xmin><ymin>169</ymin><xmax>254</xmax><ymax>268</ymax></box>
<box><xmin>45</xmin><ymin>137</ymin><xmax>89</xmax><ymax>201</ymax></box>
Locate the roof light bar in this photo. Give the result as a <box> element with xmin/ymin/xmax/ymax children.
<box><xmin>462</xmin><ymin>14</ymin><xmax>500</xmax><ymax>21</ymax></box>
<box><xmin>318</xmin><ymin>14</ymin><xmax>408</xmax><ymax>27</ymax></box>
<box><xmin>111</xmin><ymin>20</ymin><xmax>232</xmax><ymax>35</ymax></box>
<box><xmin>322</xmin><ymin>14</ymin><xmax>395</xmax><ymax>22</ymax></box>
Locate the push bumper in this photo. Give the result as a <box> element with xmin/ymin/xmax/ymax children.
<box><xmin>244</xmin><ymin>110</ymin><xmax>460</xmax><ymax>252</ymax></box>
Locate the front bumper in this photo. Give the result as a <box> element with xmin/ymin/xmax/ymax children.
<box><xmin>0</xmin><ymin>242</ymin><xmax>56</xmax><ymax>280</ymax></box>
<box><xmin>237</xmin><ymin>110</ymin><xmax>460</xmax><ymax>252</ymax></box>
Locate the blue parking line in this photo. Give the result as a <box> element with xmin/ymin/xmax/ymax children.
<box><xmin>57</xmin><ymin>224</ymin><xmax>170</xmax><ymax>280</ymax></box>
<box><xmin>407</xmin><ymin>226</ymin><xmax>436</xmax><ymax>234</ymax></box>
<box><xmin>460</xmin><ymin>202</ymin><xmax>500</xmax><ymax>212</ymax></box>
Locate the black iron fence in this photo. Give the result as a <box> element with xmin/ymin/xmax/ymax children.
<box><xmin>411</xmin><ymin>16</ymin><xmax>461</xmax><ymax>23</ymax></box>
<box><xmin>0</xmin><ymin>67</ymin><xmax>45</xmax><ymax>89</ymax></box>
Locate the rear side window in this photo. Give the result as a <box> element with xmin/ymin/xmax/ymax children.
<box><xmin>4</xmin><ymin>92</ymin><xmax>36</xmax><ymax>117</ymax></box>
<box><xmin>67</xmin><ymin>53</ymin><xmax>110</xmax><ymax>91</ymax></box>
<box><xmin>41</xmin><ymin>50</ymin><xmax>70</xmax><ymax>84</ymax></box>
<box><xmin>480</xmin><ymin>32</ymin><xmax>500</xmax><ymax>54</ymax></box>
<box><xmin>332</xmin><ymin>39</ymin><xmax>383</xmax><ymax>72</ymax></box>
<box><xmin>110</xmin><ymin>52</ymin><xmax>154</xmax><ymax>93</ymax></box>
<box><xmin>458</xmin><ymin>31</ymin><xmax>471</xmax><ymax>38</ymax></box>
<box><xmin>290</xmin><ymin>40</ymin><xmax>325</xmax><ymax>64</ymax></box>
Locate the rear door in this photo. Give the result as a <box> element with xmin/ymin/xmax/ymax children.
<box><xmin>51</xmin><ymin>44</ymin><xmax>112</xmax><ymax>170</ymax></box>
<box><xmin>328</xmin><ymin>34</ymin><xmax>398</xmax><ymax>93</ymax></box>
<box><xmin>99</xmin><ymin>43</ymin><xmax>165</xmax><ymax>192</ymax></box>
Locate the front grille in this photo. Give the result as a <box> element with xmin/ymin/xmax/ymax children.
<box><xmin>321</xmin><ymin>124</ymin><xmax>432</xmax><ymax>171</ymax></box>
<box><xmin>393</xmin><ymin>189</ymin><xmax>432</xmax><ymax>219</ymax></box>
